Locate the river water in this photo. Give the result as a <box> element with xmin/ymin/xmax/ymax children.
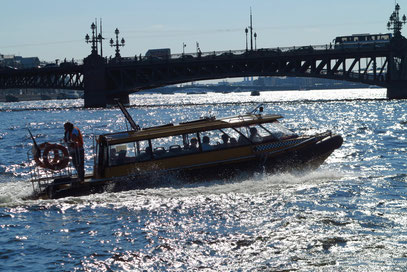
<box><xmin>1</xmin><ymin>88</ymin><xmax>407</xmax><ymax>271</ymax></box>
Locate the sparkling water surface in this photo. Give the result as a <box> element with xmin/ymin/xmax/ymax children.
<box><xmin>2</xmin><ymin>88</ymin><xmax>407</xmax><ymax>271</ymax></box>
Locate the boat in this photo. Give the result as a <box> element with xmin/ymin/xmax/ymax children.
<box><xmin>186</xmin><ymin>90</ymin><xmax>207</xmax><ymax>95</ymax></box>
<box><xmin>250</xmin><ymin>90</ymin><xmax>260</xmax><ymax>96</ymax></box>
<box><xmin>27</xmin><ymin>104</ymin><xmax>343</xmax><ymax>199</ymax></box>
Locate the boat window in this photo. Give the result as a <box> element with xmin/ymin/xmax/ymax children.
<box><xmin>182</xmin><ymin>133</ymin><xmax>200</xmax><ymax>154</ymax></box>
<box><xmin>218</xmin><ymin>128</ymin><xmax>244</xmax><ymax>148</ymax></box>
<box><xmin>150</xmin><ymin>133</ymin><xmax>199</xmax><ymax>158</ymax></box>
<box><xmin>233</xmin><ymin>126</ymin><xmax>251</xmax><ymax>144</ymax></box>
<box><xmin>199</xmin><ymin>130</ymin><xmax>221</xmax><ymax>151</ymax></box>
<box><xmin>109</xmin><ymin>140</ymin><xmax>151</xmax><ymax>166</ymax></box>
<box><xmin>260</xmin><ymin>121</ymin><xmax>298</xmax><ymax>140</ymax></box>
<box><xmin>199</xmin><ymin>128</ymin><xmax>248</xmax><ymax>150</ymax></box>
<box><xmin>249</xmin><ymin>125</ymin><xmax>268</xmax><ymax>142</ymax></box>
<box><xmin>234</xmin><ymin>125</ymin><xmax>268</xmax><ymax>143</ymax></box>
<box><xmin>109</xmin><ymin>143</ymin><xmax>131</xmax><ymax>166</ymax></box>
<box><xmin>134</xmin><ymin>140</ymin><xmax>152</xmax><ymax>162</ymax></box>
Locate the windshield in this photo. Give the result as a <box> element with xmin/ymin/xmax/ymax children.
<box><xmin>261</xmin><ymin>122</ymin><xmax>298</xmax><ymax>140</ymax></box>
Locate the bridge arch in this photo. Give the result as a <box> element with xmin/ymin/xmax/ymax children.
<box><xmin>2</xmin><ymin>42</ymin><xmax>407</xmax><ymax>107</ymax></box>
<box><xmin>105</xmin><ymin>46</ymin><xmax>390</xmax><ymax>100</ymax></box>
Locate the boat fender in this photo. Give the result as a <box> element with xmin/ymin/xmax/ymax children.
<box><xmin>42</xmin><ymin>144</ymin><xmax>70</xmax><ymax>171</ymax></box>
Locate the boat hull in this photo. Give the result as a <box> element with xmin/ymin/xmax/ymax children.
<box><xmin>36</xmin><ymin>134</ymin><xmax>343</xmax><ymax>199</ymax></box>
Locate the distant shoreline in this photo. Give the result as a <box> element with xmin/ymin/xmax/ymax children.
<box><xmin>0</xmin><ymin>84</ymin><xmax>379</xmax><ymax>103</ymax></box>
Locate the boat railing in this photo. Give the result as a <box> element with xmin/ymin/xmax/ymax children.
<box><xmin>26</xmin><ymin>149</ymin><xmax>76</xmax><ymax>193</ymax></box>
<box><xmin>315</xmin><ymin>130</ymin><xmax>332</xmax><ymax>138</ymax></box>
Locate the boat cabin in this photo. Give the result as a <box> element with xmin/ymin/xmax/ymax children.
<box><xmin>94</xmin><ymin>114</ymin><xmax>298</xmax><ymax>179</ymax></box>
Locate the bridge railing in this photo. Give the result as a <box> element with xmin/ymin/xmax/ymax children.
<box><xmin>62</xmin><ymin>41</ymin><xmax>390</xmax><ymax>66</ymax></box>
<box><xmin>113</xmin><ymin>44</ymin><xmax>337</xmax><ymax>65</ymax></box>
<box><xmin>40</xmin><ymin>58</ymin><xmax>84</xmax><ymax>67</ymax></box>
<box><xmin>37</xmin><ymin>42</ymin><xmax>390</xmax><ymax>67</ymax></box>
<box><xmin>75</xmin><ymin>41</ymin><xmax>389</xmax><ymax>66</ymax></box>
<box><xmin>10</xmin><ymin>42</ymin><xmax>388</xmax><ymax>69</ymax></box>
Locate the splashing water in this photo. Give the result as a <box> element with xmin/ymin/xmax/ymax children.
<box><xmin>2</xmin><ymin>88</ymin><xmax>407</xmax><ymax>271</ymax></box>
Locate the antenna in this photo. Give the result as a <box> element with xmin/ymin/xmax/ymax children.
<box><xmin>250</xmin><ymin>7</ymin><xmax>253</xmax><ymax>51</ymax></box>
<box><xmin>95</xmin><ymin>18</ymin><xmax>98</xmax><ymax>55</ymax></box>
<box><xmin>99</xmin><ymin>18</ymin><xmax>103</xmax><ymax>57</ymax></box>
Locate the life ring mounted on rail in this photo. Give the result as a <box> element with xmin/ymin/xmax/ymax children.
<box><xmin>33</xmin><ymin>142</ymin><xmax>49</xmax><ymax>169</ymax></box>
<box><xmin>33</xmin><ymin>143</ymin><xmax>70</xmax><ymax>171</ymax></box>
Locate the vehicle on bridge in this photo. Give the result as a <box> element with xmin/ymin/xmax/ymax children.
<box><xmin>145</xmin><ymin>48</ymin><xmax>171</xmax><ymax>60</ymax></box>
<box><xmin>27</xmin><ymin>104</ymin><xmax>343</xmax><ymax>199</ymax></box>
<box><xmin>333</xmin><ymin>33</ymin><xmax>392</xmax><ymax>49</ymax></box>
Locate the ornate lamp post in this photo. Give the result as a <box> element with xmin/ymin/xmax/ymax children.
<box><xmin>388</xmin><ymin>3</ymin><xmax>407</xmax><ymax>38</ymax></box>
<box><xmin>110</xmin><ymin>28</ymin><xmax>125</xmax><ymax>59</ymax></box>
<box><xmin>85</xmin><ymin>22</ymin><xmax>98</xmax><ymax>55</ymax></box>
<box><xmin>97</xmin><ymin>19</ymin><xmax>105</xmax><ymax>58</ymax></box>
<box><xmin>245</xmin><ymin>8</ymin><xmax>255</xmax><ymax>51</ymax></box>
<box><xmin>245</xmin><ymin>27</ymin><xmax>249</xmax><ymax>51</ymax></box>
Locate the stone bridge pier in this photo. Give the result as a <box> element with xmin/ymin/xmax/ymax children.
<box><xmin>387</xmin><ymin>40</ymin><xmax>407</xmax><ymax>99</ymax></box>
<box><xmin>83</xmin><ymin>54</ymin><xmax>129</xmax><ymax>108</ymax></box>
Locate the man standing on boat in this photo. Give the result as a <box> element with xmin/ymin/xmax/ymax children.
<box><xmin>64</xmin><ymin>122</ymin><xmax>85</xmax><ymax>181</ymax></box>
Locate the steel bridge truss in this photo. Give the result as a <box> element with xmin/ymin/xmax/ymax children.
<box><xmin>104</xmin><ymin>46</ymin><xmax>392</xmax><ymax>93</ymax></box>
<box><xmin>0</xmin><ymin>67</ymin><xmax>84</xmax><ymax>90</ymax></box>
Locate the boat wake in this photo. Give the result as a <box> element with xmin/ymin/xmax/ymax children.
<box><xmin>0</xmin><ymin>177</ymin><xmax>34</xmax><ymax>207</ymax></box>
<box><xmin>139</xmin><ymin>168</ymin><xmax>346</xmax><ymax>198</ymax></box>
<box><xmin>0</xmin><ymin>168</ymin><xmax>346</xmax><ymax>208</ymax></box>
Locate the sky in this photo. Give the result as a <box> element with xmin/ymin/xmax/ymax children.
<box><xmin>0</xmin><ymin>0</ymin><xmax>404</xmax><ymax>62</ymax></box>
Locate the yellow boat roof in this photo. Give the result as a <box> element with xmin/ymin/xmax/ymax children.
<box><xmin>102</xmin><ymin>114</ymin><xmax>282</xmax><ymax>144</ymax></box>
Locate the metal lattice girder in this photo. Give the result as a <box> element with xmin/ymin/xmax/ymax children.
<box><xmin>0</xmin><ymin>43</ymin><xmax>402</xmax><ymax>95</ymax></box>
<box><xmin>108</xmin><ymin>48</ymin><xmax>390</xmax><ymax>93</ymax></box>
<box><xmin>0</xmin><ymin>66</ymin><xmax>84</xmax><ymax>90</ymax></box>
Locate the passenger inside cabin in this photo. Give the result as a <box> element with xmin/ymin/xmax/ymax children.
<box><xmin>230</xmin><ymin>137</ymin><xmax>237</xmax><ymax>146</ymax></box>
<box><xmin>238</xmin><ymin>130</ymin><xmax>250</xmax><ymax>144</ymax></box>
<box><xmin>249</xmin><ymin>127</ymin><xmax>262</xmax><ymax>143</ymax></box>
<box><xmin>189</xmin><ymin>137</ymin><xmax>199</xmax><ymax>150</ymax></box>
<box><xmin>202</xmin><ymin>136</ymin><xmax>212</xmax><ymax>151</ymax></box>
<box><xmin>220</xmin><ymin>133</ymin><xmax>229</xmax><ymax>147</ymax></box>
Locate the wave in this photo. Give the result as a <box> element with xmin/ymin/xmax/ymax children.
<box><xmin>0</xmin><ymin>178</ymin><xmax>34</xmax><ymax>207</ymax></box>
<box><xmin>0</xmin><ymin>89</ymin><xmax>387</xmax><ymax>112</ymax></box>
<box><xmin>0</xmin><ymin>168</ymin><xmax>345</xmax><ymax>208</ymax></box>
<box><xmin>141</xmin><ymin>168</ymin><xmax>345</xmax><ymax>197</ymax></box>
<box><xmin>0</xmin><ymin>169</ymin><xmax>345</xmax><ymax>207</ymax></box>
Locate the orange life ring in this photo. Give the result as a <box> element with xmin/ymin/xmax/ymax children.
<box><xmin>33</xmin><ymin>142</ymin><xmax>50</xmax><ymax>168</ymax></box>
<box><xmin>42</xmin><ymin>144</ymin><xmax>70</xmax><ymax>171</ymax></box>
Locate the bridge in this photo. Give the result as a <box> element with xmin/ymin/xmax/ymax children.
<box><xmin>1</xmin><ymin>4</ymin><xmax>407</xmax><ymax>107</ymax></box>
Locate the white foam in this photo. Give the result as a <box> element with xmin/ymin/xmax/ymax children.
<box><xmin>0</xmin><ymin>168</ymin><xmax>346</xmax><ymax>208</ymax></box>
<box><xmin>72</xmin><ymin>168</ymin><xmax>346</xmax><ymax>205</ymax></box>
<box><xmin>0</xmin><ymin>178</ymin><xmax>35</xmax><ymax>207</ymax></box>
